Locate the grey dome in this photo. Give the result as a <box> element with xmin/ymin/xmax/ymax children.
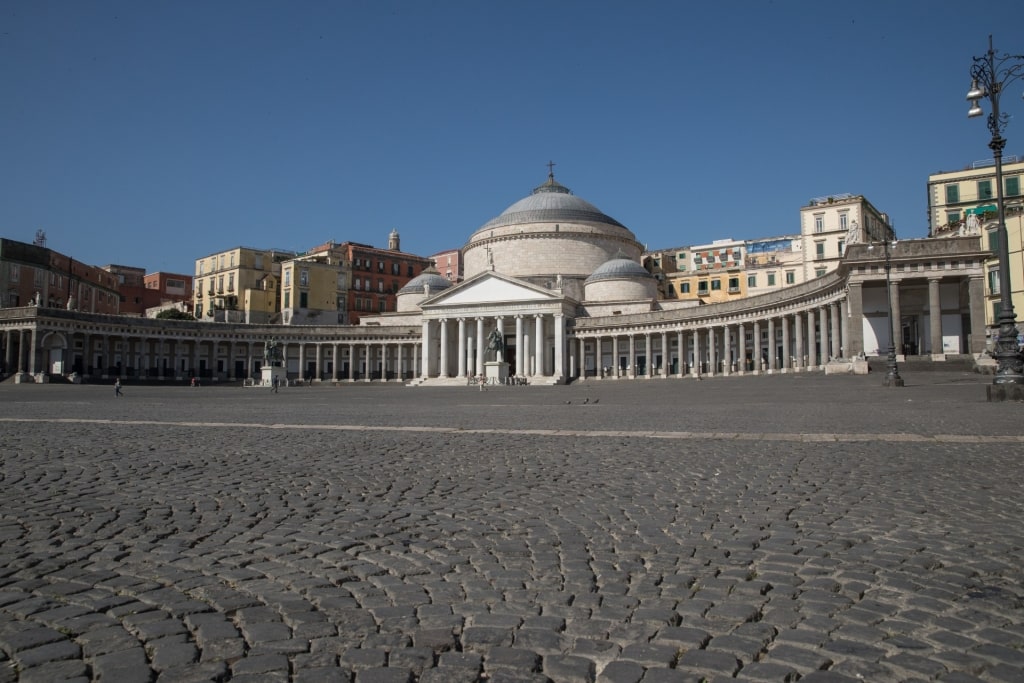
<box><xmin>585</xmin><ymin>257</ymin><xmax>654</xmax><ymax>283</ymax></box>
<box><xmin>398</xmin><ymin>269</ymin><xmax>453</xmax><ymax>295</ymax></box>
<box><xmin>476</xmin><ymin>174</ymin><xmax>626</xmax><ymax>232</ymax></box>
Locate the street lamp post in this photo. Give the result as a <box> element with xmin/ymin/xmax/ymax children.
<box><xmin>967</xmin><ymin>35</ymin><xmax>1024</xmax><ymax>388</ymax></box>
<box><xmin>881</xmin><ymin>238</ymin><xmax>904</xmax><ymax>387</ymax></box>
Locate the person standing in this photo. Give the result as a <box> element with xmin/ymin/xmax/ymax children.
<box><xmin>272</xmin><ymin>376</ymin><xmax>279</xmax><ymax>393</ymax></box>
<box><xmin>115</xmin><ymin>379</ymin><xmax>123</xmax><ymax>397</ymax></box>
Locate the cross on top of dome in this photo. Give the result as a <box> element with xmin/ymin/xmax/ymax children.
<box><xmin>532</xmin><ymin>160</ymin><xmax>572</xmax><ymax>196</ymax></box>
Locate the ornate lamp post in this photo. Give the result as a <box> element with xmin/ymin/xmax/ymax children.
<box><xmin>875</xmin><ymin>238</ymin><xmax>904</xmax><ymax>387</ymax></box>
<box><xmin>967</xmin><ymin>35</ymin><xmax>1024</xmax><ymax>387</ymax></box>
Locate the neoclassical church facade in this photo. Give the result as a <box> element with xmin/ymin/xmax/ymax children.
<box><xmin>0</xmin><ymin>173</ymin><xmax>991</xmax><ymax>385</ymax></box>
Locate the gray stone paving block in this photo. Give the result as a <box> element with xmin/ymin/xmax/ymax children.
<box><xmin>797</xmin><ymin>672</ymin><xmax>861</xmax><ymax>682</ymax></box>
<box><xmin>618</xmin><ymin>642</ymin><xmax>678</xmax><ymax>668</ymax></box>
<box><xmin>12</xmin><ymin>639</ymin><xmax>81</xmax><ymax>668</ymax></box>
<box><xmin>705</xmin><ymin>634</ymin><xmax>764</xmax><ymax>663</ymax></box>
<box><xmin>230</xmin><ymin>653</ymin><xmax>290</xmax><ymax>676</ymax></box>
<box><xmin>148</xmin><ymin>637</ymin><xmax>199</xmax><ymax>671</ymax></box>
<box><xmin>732</xmin><ymin>661</ymin><xmax>799</xmax><ymax>682</ymax></box>
<box><xmin>419</xmin><ymin>669</ymin><xmax>478</xmax><ymax>683</ymax></box>
<box><xmin>199</xmin><ymin>637</ymin><xmax>246</xmax><ymax>662</ymax></box>
<box><xmin>155</xmin><ymin>661</ymin><xmax>230</xmax><ymax>682</ymax></box>
<box><xmin>651</xmin><ymin>626</ymin><xmax>709</xmax><ymax>650</ymax></box>
<box><xmin>17</xmin><ymin>659</ymin><xmax>89</xmax><ymax>683</ymax></box>
<box><xmin>387</xmin><ymin>646</ymin><xmax>433</xmax><ymax>675</ymax></box>
<box><xmin>544</xmin><ymin>653</ymin><xmax>596</xmax><ymax>683</ymax></box>
<box><xmin>514</xmin><ymin>627</ymin><xmax>567</xmax><ymax>654</ymax></box>
<box><xmin>638</xmin><ymin>669</ymin><xmax>689</xmax><ymax>682</ymax></box>
<box><xmin>762</xmin><ymin>643</ymin><xmax>832</xmax><ymax>670</ymax></box>
<box><xmin>0</xmin><ymin>626</ymin><xmax>65</xmax><ymax>652</ymax></box>
<box><xmin>597</xmin><ymin>659</ymin><xmax>645</xmax><ymax>683</ymax></box>
<box><xmin>462</xmin><ymin>625</ymin><xmax>515</xmax><ymax>652</ymax></box>
<box><xmin>341</xmin><ymin>647</ymin><xmax>388</xmax><ymax>670</ymax></box>
<box><xmin>485</xmin><ymin>646</ymin><xmax>542</xmax><ymax>672</ymax></box>
<box><xmin>676</xmin><ymin>649</ymin><xmax>741</xmax><ymax>676</ymax></box>
<box><xmin>293</xmin><ymin>666</ymin><xmax>353</xmax><ymax>683</ymax></box>
<box><xmin>353</xmin><ymin>669</ymin><xmax>411</xmax><ymax>683</ymax></box>
<box><xmin>239</xmin><ymin>621</ymin><xmax>291</xmax><ymax>642</ymax></box>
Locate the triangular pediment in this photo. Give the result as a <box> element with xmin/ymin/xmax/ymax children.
<box><xmin>424</xmin><ymin>272</ymin><xmax>559</xmax><ymax>308</ymax></box>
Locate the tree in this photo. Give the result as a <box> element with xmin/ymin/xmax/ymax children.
<box><xmin>155</xmin><ymin>309</ymin><xmax>196</xmax><ymax>321</ymax></box>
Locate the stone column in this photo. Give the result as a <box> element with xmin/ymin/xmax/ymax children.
<box><xmin>412</xmin><ymin>342</ymin><xmax>419</xmax><ymax>379</ymax></box>
<box><xmin>889</xmin><ymin>279</ymin><xmax>902</xmax><ymax>359</ymax></box>
<box><xmin>4</xmin><ymin>330</ymin><xmax>13</xmax><ymax>373</ymax></box>
<box><xmin>363</xmin><ymin>342</ymin><xmax>371</xmax><ymax>381</ymax></box>
<box><xmin>534</xmin><ymin>315</ymin><xmax>544</xmax><ymax>377</ymax></box>
<box><xmin>645</xmin><ymin>333</ymin><xmax>653</xmax><ymax>378</ymax></box>
<box><xmin>578</xmin><ymin>337</ymin><xmax>586</xmax><ymax>379</ymax></box>
<box><xmin>752</xmin><ymin>321</ymin><xmax>761</xmax><ymax>372</ymax></box>
<box><xmin>767</xmin><ymin>318</ymin><xmax>776</xmax><ymax>372</ymax></box>
<box><xmin>806</xmin><ymin>309</ymin><xmax>815</xmax><ymax>368</ymax></box>
<box><xmin>553</xmin><ymin>314</ymin><xmax>564</xmax><ymax>380</ymax></box>
<box><xmin>722</xmin><ymin>326</ymin><xmax>731</xmax><ymax>376</ymax></box>
<box><xmin>332</xmin><ymin>343</ymin><xmax>339</xmax><ymax>381</ymax></box>
<box><xmin>380</xmin><ymin>343</ymin><xmax>389</xmax><ymax>380</ymax></box>
<box><xmin>830</xmin><ymin>303</ymin><xmax>842</xmax><ymax>360</ymax></box>
<box><xmin>691</xmin><ymin>328</ymin><xmax>700</xmax><ymax>377</ymax></box>
<box><xmin>846</xmin><ymin>283</ymin><xmax>864</xmax><ymax>357</ymax></box>
<box><xmin>660</xmin><ymin>332</ymin><xmax>669</xmax><ymax>378</ymax></box>
<box><xmin>929</xmin><ymin>277</ymin><xmax>943</xmax><ymax>360</ymax></box>
<box><xmin>439</xmin><ymin>318</ymin><xmax>449</xmax><ymax>378</ymax></box>
<box><xmin>612</xmin><ymin>336</ymin><xmax>619</xmax><ymax>377</ymax></box>
<box><xmin>968</xmin><ymin>276</ymin><xmax>986</xmax><ymax>353</ymax></box>
<box><xmin>707</xmin><ymin>328</ymin><xmax>716</xmax><ymax>376</ymax></box>
<box><xmin>497</xmin><ymin>317</ymin><xmax>506</xmax><ymax>363</ymax></box>
<box><xmin>28</xmin><ymin>328</ymin><xmax>37</xmax><ymax>376</ymax></box>
<box><xmin>420</xmin><ymin>320</ymin><xmax>430</xmax><ymax>378</ymax></box>
<box><xmin>794</xmin><ymin>311</ymin><xmax>804</xmax><ymax>370</ymax></box>
<box><xmin>192</xmin><ymin>338</ymin><xmax>201</xmax><ymax>381</ymax></box>
<box><xmin>676</xmin><ymin>330</ymin><xmax>684</xmax><ymax>376</ymax></box>
<box><xmin>457</xmin><ymin>318</ymin><xmax>467</xmax><ymax>378</ymax></box>
<box><xmin>782</xmin><ymin>315</ymin><xmax>791</xmax><ymax>372</ymax></box>
<box><xmin>627</xmin><ymin>335</ymin><xmax>636</xmax><ymax>379</ymax></box>
<box><xmin>515</xmin><ymin>315</ymin><xmax>524</xmax><ymax>377</ymax></box>
<box><xmin>349</xmin><ymin>342</ymin><xmax>356</xmax><ymax>380</ymax></box>
<box><xmin>816</xmin><ymin>307</ymin><xmax>827</xmax><ymax>365</ymax></box>
<box><xmin>840</xmin><ymin>298</ymin><xmax>850</xmax><ymax>360</ymax></box>
<box><xmin>314</xmin><ymin>343</ymin><xmax>323</xmax><ymax>381</ymax></box>
<box><xmin>736</xmin><ymin>324</ymin><xmax>745</xmax><ymax>374</ymax></box>
<box><xmin>397</xmin><ymin>344</ymin><xmax>405</xmax><ymax>380</ymax></box>
<box><xmin>476</xmin><ymin>317</ymin><xmax>486</xmax><ymax>377</ymax></box>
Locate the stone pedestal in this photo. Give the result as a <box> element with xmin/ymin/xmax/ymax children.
<box><xmin>13</xmin><ymin>373</ymin><xmax>35</xmax><ymax>384</ymax></box>
<box><xmin>485</xmin><ymin>361</ymin><xmax>509</xmax><ymax>383</ymax></box>
<box><xmin>987</xmin><ymin>383</ymin><xmax>1024</xmax><ymax>402</ymax></box>
<box><xmin>260</xmin><ymin>365</ymin><xmax>288</xmax><ymax>388</ymax></box>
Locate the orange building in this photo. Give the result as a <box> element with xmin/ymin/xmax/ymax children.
<box><xmin>1</xmin><ymin>238</ymin><xmax>120</xmax><ymax>314</ymax></box>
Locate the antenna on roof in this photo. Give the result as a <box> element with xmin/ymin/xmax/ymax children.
<box><xmin>33</xmin><ymin>229</ymin><xmax>46</xmax><ymax>248</ymax></box>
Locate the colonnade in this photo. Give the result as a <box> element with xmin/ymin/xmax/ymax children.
<box><xmin>574</xmin><ymin>301</ymin><xmax>847</xmax><ymax>379</ymax></box>
<box><xmin>422</xmin><ymin>312</ymin><xmax>565</xmax><ymax>380</ymax></box>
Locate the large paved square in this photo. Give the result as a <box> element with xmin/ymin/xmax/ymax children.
<box><xmin>1</xmin><ymin>371</ymin><xmax>1022</xmax><ymax>682</ymax></box>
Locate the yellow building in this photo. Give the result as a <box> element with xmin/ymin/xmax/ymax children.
<box><xmin>927</xmin><ymin>157</ymin><xmax>1024</xmax><ymax>329</ymax></box>
<box><xmin>193</xmin><ymin>247</ymin><xmax>296</xmax><ymax>324</ymax></box>
<box><xmin>663</xmin><ymin>239</ymin><xmax>747</xmax><ymax>304</ymax></box>
<box><xmin>744</xmin><ymin>235</ymin><xmax>804</xmax><ymax>294</ymax></box>
<box><xmin>280</xmin><ymin>254</ymin><xmax>350</xmax><ymax>325</ymax></box>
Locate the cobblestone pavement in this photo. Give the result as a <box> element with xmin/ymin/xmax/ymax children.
<box><xmin>1</xmin><ymin>371</ymin><xmax>1023</xmax><ymax>682</ymax></box>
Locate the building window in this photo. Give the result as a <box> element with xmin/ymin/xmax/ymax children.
<box><xmin>667</xmin><ymin>283</ymin><xmax>675</xmax><ymax>296</ymax></box>
<box><xmin>988</xmin><ymin>230</ymin><xmax>997</xmax><ymax>251</ymax></box>
<box><xmin>195</xmin><ymin>303</ymin><xmax>203</xmax><ymax>317</ymax></box>
<box><xmin>378</xmin><ymin>261</ymin><xmax>385</xmax><ymax>272</ymax></box>
<box><xmin>747</xmin><ymin>274</ymin><xmax>756</xmax><ymax>288</ymax></box>
<box><xmin>217</xmin><ymin>275</ymin><xmax>224</xmax><ymax>292</ymax></box>
<box><xmin>767</xmin><ymin>273</ymin><xmax>776</xmax><ymax>286</ymax></box>
<box><xmin>379</xmin><ymin>299</ymin><xmax>387</xmax><ymax>312</ymax></box>
<box><xmin>839</xmin><ymin>213</ymin><xmax>848</xmax><ymax>231</ymax></box>
<box><xmin>681</xmin><ymin>282</ymin><xmax>690</xmax><ymax>294</ymax></box>
<box><xmin>1007</xmin><ymin>176</ymin><xmax>1021</xmax><ymax>197</ymax></box>
<box><xmin>9</xmin><ymin>264</ymin><xmax>18</xmax><ymax>282</ymax></box>
<box><xmin>711</xmin><ymin>279</ymin><xmax>722</xmax><ymax>291</ymax></box>
<box><xmin>354</xmin><ymin>278</ymin><xmax>361</xmax><ymax>291</ymax></box>
<box><xmin>945</xmin><ymin>184</ymin><xmax>960</xmax><ymax>203</ymax></box>
<box><xmin>284</xmin><ymin>291</ymin><xmax>290</xmax><ymax>308</ymax></box>
<box><xmin>300</xmin><ymin>292</ymin><xmax>308</xmax><ymax>308</ymax></box>
<box><xmin>785</xmin><ymin>271</ymin><xmax>795</xmax><ymax>284</ymax></box>
<box><xmin>408</xmin><ymin>265</ymin><xmax>415</xmax><ymax>277</ymax></box>
<box><xmin>254</xmin><ymin>255</ymin><xmax>263</xmax><ymax>270</ymax></box>
<box><xmin>284</xmin><ymin>270</ymin><xmax>291</xmax><ymax>286</ymax></box>
<box><xmin>300</xmin><ymin>269</ymin><xmax>309</xmax><ymax>286</ymax></box>
<box><xmin>727</xmin><ymin>277</ymin><xmax>739</xmax><ymax>293</ymax></box>
<box><xmin>814</xmin><ymin>215</ymin><xmax>824</xmax><ymax>233</ymax></box>
<box><xmin>978</xmin><ymin>179</ymin><xmax>993</xmax><ymax>199</ymax></box>
<box><xmin>698</xmin><ymin>281</ymin><xmax>708</xmax><ymax>294</ymax></box>
<box><xmin>815</xmin><ymin>268</ymin><xmax>827</xmax><ymax>278</ymax></box>
<box><xmin>230</xmin><ymin>253</ymin><xmax>235</xmax><ymax>267</ymax></box>
<box><xmin>378</xmin><ymin>279</ymin><xmax>384</xmax><ymax>292</ymax></box>
<box><xmin>227</xmin><ymin>274</ymin><xmax>234</xmax><ymax>292</ymax></box>
<box><xmin>392</xmin><ymin>263</ymin><xmax>400</xmax><ymax>275</ymax></box>
<box><xmin>815</xmin><ymin>242</ymin><xmax>825</xmax><ymax>260</ymax></box>
<box><xmin>988</xmin><ymin>269</ymin><xmax>1000</xmax><ymax>295</ymax></box>
<box><xmin>838</xmin><ymin>239</ymin><xmax>845</xmax><ymax>255</ymax></box>
<box><xmin>946</xmin><ymin>210</ymin><xmax>961</xmax><ymax>225</ymax></box>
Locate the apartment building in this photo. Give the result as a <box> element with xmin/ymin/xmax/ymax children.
<box><xmin>800</xmin><ymin>193</ymin><xmax>894</xmax><ymax>281</ymax></box>
<box><xmin>1</xmin><ymin>238</ymin><xmax>120</xmax><ymax>314</ymax></box>
<box><xmin>431</xmin><ymin>248</ymin><xmax>463</xmax><ymax>283</ymax></box>
<box><xmin>927</xmin><ymin>156</ymin><xmax>1024</xmax><ymax>327</ymax></box>
<box><xmin>663</xmin><ymin>238</ymin><xmax>747</xmax><ymax>304</ymax></box>
<box><xmin>193</xmin><ymin>247</ymin><xmax>296</xmax><ymax>323</ymax></box>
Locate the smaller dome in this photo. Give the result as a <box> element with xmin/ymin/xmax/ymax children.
<box><xmin>398</xmin><ymin>268</ymin><xmax>453</xmax><ymax>295</ymax></box>
<box><xmin>585</xmin><ymin>256</ymin><xmax>654</xmax><ymax>283</ymax></box>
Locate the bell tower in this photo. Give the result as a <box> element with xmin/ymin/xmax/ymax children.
<box><xmin>388</xmin><ymin>228</ymin><xmax>400</xmax><ymax>251</ymax></box>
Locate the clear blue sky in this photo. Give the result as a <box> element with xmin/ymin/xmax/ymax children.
<box><xmin>3</xmin><ymin>1</ymin><xmax>1023</xmax><ymax>275</ymax></box>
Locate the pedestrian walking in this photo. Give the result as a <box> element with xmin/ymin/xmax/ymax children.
<box><xmin>114</xmin><ymin>379</ymin><xmax>123</xmax><ymax>397</ymax></box>
<box><xmin>272</xmin><ymin>376</ymin><xmax>279</xmax><ymax>393</ymax></box>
